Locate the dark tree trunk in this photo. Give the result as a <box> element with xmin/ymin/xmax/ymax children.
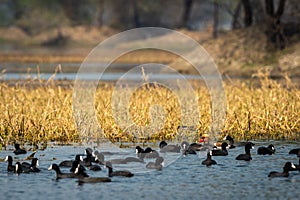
<box><xmin>181</xmin><ymin>0</ymin><xmax>193</xmax><ymax>29</ymax></box>
<box><xmin>265</xmin><ymin>0</ymin><xmax>286</xmax><ymax>49</ymax></box>
<box><xmin>132</xmin><ymin>0</ymin><xmax>141</xmax><ymax>28</ymax></box>
<box><xmin>241</xmin><ymin>0</ymin><xmax>252</xmax><ymax>27</ymax></box>
<box><xmin>213</xmin><ymin>1</ymin><xmax>219</xmax><ymax>38</ymax></box>
<box><xmin>276</xmin><ymin>0</ymin><xmax>286</xmax><ymax>17</ymax></box>
<box><xmin>265</xmin><ymin>0</ymin><xmax>274</xmax><ymax>16</ymax></box>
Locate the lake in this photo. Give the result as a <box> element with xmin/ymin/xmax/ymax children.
<box><xmin>1</xmin><ymin>141</ymin><xmax>300</xmax><ymax>200</ymax></box>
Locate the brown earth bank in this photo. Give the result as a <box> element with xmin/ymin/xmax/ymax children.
<box><xmin>0</xmin><ymin>25</ymin><xmax>300</xmax><ymax>78</ymax></box>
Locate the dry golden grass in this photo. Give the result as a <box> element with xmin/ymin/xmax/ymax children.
<box><xmin>0</xmin><ymin>69</ymin><xmax>299</xmax><ymax>147</ymax></box>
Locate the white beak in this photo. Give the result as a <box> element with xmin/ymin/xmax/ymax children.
<box><xmin>48</xmin><ymin>165</ymin><xmax>52</xmax><ymax>170</ymax></box>
<box><xmin>36</xmin><ymin>160</ymin><xmax>39</xmax><ymax>167</ymax></box>
<box><xmin>4</xmin><ymin>156</ymin><xmax>8</xmax><ymax>162</ymax></box>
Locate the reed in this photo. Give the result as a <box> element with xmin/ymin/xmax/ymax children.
<box><xmin>0</xmin><ymin>69</ymin><xmax>299</xmax><ymax>147</ymax></box>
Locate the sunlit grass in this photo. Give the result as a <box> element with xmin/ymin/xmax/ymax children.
<box><xmin>0</xmin><ymin>69</ymin><xmax>299</xmax><ymax>148</ymax></box>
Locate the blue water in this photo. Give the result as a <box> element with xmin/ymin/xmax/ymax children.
<box><xmin>1</xmin><ymin>141</ymin><xmax>300</xmax><ymax>200</ymax></box>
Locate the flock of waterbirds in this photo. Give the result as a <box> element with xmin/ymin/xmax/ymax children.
<box><xmin>3</xmin><ymin>135</ymin><xmax>300</xmax><ymax>184</ymax></box>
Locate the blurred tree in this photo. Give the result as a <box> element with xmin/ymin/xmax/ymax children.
<box><xmin>14</xmin><ymin>0</ymin><xmax>69</xmax><ymax>35</ymax></box>
<box><xmin>231</xmin><ymin>1</ymin><xmax>242</xmax><ymax>29</ymax></box>
<box><xmin>241</xmin><ymin>0</ymin><xmax>252</xmax><ymax>27</ymax></box>
<box><xmin>264</xmin><ymin>0</ymin><xmax>286</xmax><ymax>49</ymax></box>
<box><xmin>180</xmin><ymin>0</ymin><xmax>194</xmax><ymax>29</ymax></box>
<box><xmin>60</xmin><ymin>0</ymin><xmax>96</xmax><ymax>26</ymax></box>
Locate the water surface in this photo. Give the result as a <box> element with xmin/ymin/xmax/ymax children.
<box><xmin>1</xmin><ymin>141</ymin><xmax>300</xmax><ymax>200</ymax></box>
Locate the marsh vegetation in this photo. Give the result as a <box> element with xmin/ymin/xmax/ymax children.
<box><xmin>0</xmin><ymin>69</ymin><xmax>299</xmax><ymax>148</ymax></box>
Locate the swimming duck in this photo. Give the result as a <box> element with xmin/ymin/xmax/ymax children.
<box><xmin>211</xmin><ymin>142</ymin><xmax>228</xmax><ymax>156</ymax></box>
<box><xmin>235</xmin><ymin>142</ymin><xmax>255</xmax><ymax>161</ymax></box>
<box><xmin>13</xmin><ymin>143</ymin><xmax>27</xmax><ymax>155</ymax></box>
<box><xmin>22</xmin><ymin>158</ymin><xmax>40</xmax><ymax>172</ymax></box>
<box><xmin>5</xmin><ymin>155</ymin><xmax>15</xmax><ymax>172</ymax></box>
<box><xmin>48</xmin><ymin>164</ymin><xmax>78</xmax><ymax>179</ymax></box>
<box><xmin>15</xmin><ymin>162</ymin><xmax>27</xmax><ymax>175</ymax></box>
<box><xmin>136</xmin><ymin>146</ymin><xmax>159</xmax><ymax>159</ymax></box>
<box><xmin>105</xmin><ymin>161</ymin><xmax>134</xmax><ymax>177</ymax></box>
<box><xmin>83</xmin><ymin>148</ymin><xmax>96</xmax><ymax>163</ymax></box>
<box><xmin>74</xmin><ymin>164</ymin><xmax>111</xmax><ymax>183</ymax></box>
<box><xmin>146</xmin><ymin>157</ymin><xmax>164</xmax><ymax>170</ymax></box>
<box><xmin>289</xmin><ymin>148</ymin><xmax>300</xmax><ymax>155</ymax></box>
<box><xmin>224</xmin><ymin>135</ymin><xmax>251</xmax><ymax>148</ymax></box>
<box><xmin>288</xmin><ymin>151</ymin><xmax>300</xmax><ymax>171</ymax></box>
<box><xmin>257</xmin><ymin>144</ymin><xmax>275</xmax><ymax>155</ymax></box>
<box><xmin>159</xmin><ymin>141</ymin><xmax>181</xmax><ymax>153</ymax></box>
<box><xmin>268</xmin><ymin>162</ymin><xmax>296</xmax><ymax>178</ymax></box>
<box><xmin>70</xmin><ymin>160</ymin><xmax>86</xmax><ymax>173</ymax></box>
<box><xmin>181</xmin><ymin>141</ymin><xmax>197</xmax><ymax>155</ymax></box>
<box><xmin>59</xmin><ymin>154</ymin><xmax>83</xmax><ymax>167</ymax></box>
<box><xmin>202</xmin><ymin>151</ymin><xmax>217</xmax><ymax>167</ymax></box>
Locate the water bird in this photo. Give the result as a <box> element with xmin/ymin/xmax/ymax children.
<box><xmin>146</xmin><ymin>157</ymin><xmax>164</xmax><ymax>170</ymax></box>
<box><xmin>108</xmin><ymin>157</ymin><xmax>144</xmax><ymax>164</ymax></box>
<box><xmin>136</xmin><ymin>146</ymin><xmax>159</xmax><ymax>159</ymax></box>
<box><xmin>202</xmin><ymin>151</ymin><xmax>217</xmax><ymax>167</ymax></box>
<box><xmin>288</xmin><ymin>151</ymin><xmax>300</xmax><ymax>171</ymax></box>
<box><xmin>74</xmin><ymin>164</ymin><xmax>111</xmax><ymax>183</ymax></box>
<box><xmin>257</xmin><ymin>144</ymin><xmax>275</xmax><ymax>155</ymax></box>
<box><xmin>289</xmin><ymin>148</ymin><xmax>300</xmax><ymax>155</ymax></box>
<box><xmin>223</xmin><ymin>135</ymin><xmax>236</xmax><ymax>148</ymax></box>
<box><xmin>159</xmin><ymin>141</ymin><xmax>181</xmax><ymax>153</ymax></box>
<box><xmin>59</xmin><ymin>154</ymin><xmax>83</xmax><ymax>167</ymax></box>
<box><xmin>83</xmin><ymin>148</ymin><xmax>96</xmax><ymax>162</ymax></box>
<box><xmin>22</xmin><ymin>158</ymin><xmax>40</xmax><ymax>172</ymax></box>
<box><xmin>211</xmin><ymin>142</ymin><xmax>228</xmax><ymax>156</ymax></box>
<box><xmin>93</xmin><ymin>151</ymin><xmax>106</xmax><ymax>165</ymax></box>
<box><xmin>5</xmin><ymin>155</ymin><xmax>15</xmax><ymax>172</ymax></box>
<box><xmin>181</xmin><ymin>141</ymin><xmax>197</xmax><ymax>155</ymax></box>
<box><xmin>15</xmin><ymin>162</ymin><xmax>27</xmax><ymax>174</ymax></box>
<box><xmin>123</xmin><ymin>156</ymin><xmax>145</xmax><ymax>163</ymax></box>
<box><xmin>198</xmin><ymin>134</ymin><xmax>213</xmax><ymax>151</ymax></box>
<box><xmin>105</xmin><ymin>161</ymin><xmax>134</xmax><ymax>177</ymax></box>
<box><xmin>70</xmin><ymin>160</ymin><xmax>86</xmax><ymax>173</ymax></box>
<box><xmin>235</xmin><ymin>142</ymin><xmax>255</xmax><ymax>161</ymax></box>
<box><xmin>94</xmin><ymin>151</ymin><xmax>126</xmax><ymax>165</ymax></box>
<box><xmin>224</xmin><ymin>135</ymin><xmax>252</xmax><ymax>148</ymax></box>
<box><xmin>199</xmin><ymin>133</ymin><xmax>210</xmax><ymax>144</ymax></box>
<box><xmin>48</xmin><ymin>164</ymin><xmax>78</xmax><ymax>179</ymax></box>
<box><xmin>268</xmin><ymin>162</ymin><xmax>296</xmax><ymax>178</ymax></box>
<box><xmin>82</xmin><ymin>153</ymin><xmax>101</xmax><ymax>171</ymax></box>
<box><xmin>94</xmin><ymin>151</ymin><xmax>144</xmax><ymax>165</ymax></box>
<box><xmin>189</xmin><ymin>143</ymin><xmax>203</xmax><ymax>151</ymax></box>
<box><xmin>13</xmin><ymin>143</ymin><xmax>27</xmax><ymax>155</ymax></box>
